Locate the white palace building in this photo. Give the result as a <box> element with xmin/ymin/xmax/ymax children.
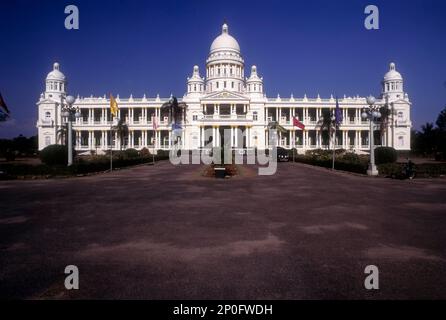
<box><xmin>37</xmin><ymin>23</ymin><xmax>411</xmax><ymax>153</ymax></box>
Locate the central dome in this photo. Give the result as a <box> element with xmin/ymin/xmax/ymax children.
<box><xmin>210</xmin><ymin>23</ymin><xmax>240</xmax><ymax>53</ymax></box>
<box><xmin>46</xmin><ymin>62</ymin><xmax>66</xmax><ymax>81</ymax></box>
<box><xmin>384</xmin><ymin>62</ymin><xmax>402</xmax><ymax>81</ymax></box>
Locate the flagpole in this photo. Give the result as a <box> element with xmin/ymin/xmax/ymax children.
<box><xmin>332</xmin><ymin>126</ymin><xmax>336</xmax><ymax>170</ymax></box>
<box><xmin>153</xmin><ymin>135</ymin><xmax>156</xmax><ymax>165</ymax></box>
<box><xmin>292</xmin><ymin>127</ymin><xmax>296</xmax><ymax>163</ymax></box>
<box><xmin>110</xmin><ymin>115</ymin><xmax>113</xmax><ymax>172</ymax></box>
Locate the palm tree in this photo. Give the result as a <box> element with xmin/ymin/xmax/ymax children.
<box><xmin>161</xmin><ymin>96</ymin><xmax>187</xmax><ymax>148</ymax></box>
<box><xmin>317</xmin><ymin>109</ymin><xmax>334</xmax><ymax>149</ymax></box>
<box><xmin>267</xmin><ymin>121</ymin><xmax>287</xmax><ymax>133</ymax></box>
<box><xmin>161</xmin><ymin>96</ymin><xmax>187</xmax><ymax>125</ymax></box>
<box><xmin>57</xmin><ymin>123</ymin><xmax>75</xmax><ymax>147</ymax></box>
<box><xmin>267</xmin><ymin>121</ymin><xmax>287</xmax><ymax>147</ymax></box>
<box><xmin>112</xmin><ymin>118</ymin><xmax>129</xmax><ymax>151</ymax></box>
<box><xmin>57</xmin><ymin>123</ymin><xmax>68</xmax><ymax>145</ymax></box>
<box><xmin>378</xmin><ymin>103</ymin><xmax>396</xmax><ymax>146</ymax></box>
<box><xmin>420</xmin><ymin>122</ymin><xmax>437</xmax><ymax>155</ymax></box>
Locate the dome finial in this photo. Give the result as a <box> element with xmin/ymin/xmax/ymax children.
<box><xmin>390</xmin><ymin>62</ymin><xmax>396</xmax><ymax>70</ymax></box>
<box><xmin>222</xmin><ymin>22</ymin><xmax>228</xmax><ymax>34</ymax></box>
<box><xmin>53</xmin><ymin>62</ymin><xmax>60</xmax><ymax>70</ymax></box>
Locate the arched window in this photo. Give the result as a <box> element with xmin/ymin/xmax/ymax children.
<box><xmin>253</xmin><ymin>111</ymin><xmax>258</xmax><ymax>121</ymax></box>
<box><xmin>398</xmin><ymin>136</ymin><xmax>404</xmax><ymax>147</ymax></box>
<box><xmin>45</xmin><ymin>111</ymin><xmax>51</xmax><ymax>119</ymax></box>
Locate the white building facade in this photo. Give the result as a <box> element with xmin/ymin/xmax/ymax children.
<box><xmin>37</xmin><ymin>23</ymin><xmax>412</xmax><ymax>153</ymax></box>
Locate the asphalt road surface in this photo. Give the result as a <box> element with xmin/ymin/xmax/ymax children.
<box><xmin>1</xmin><ymin>161</ymin><xmax>445</xmax><ymax>299</ymax></box>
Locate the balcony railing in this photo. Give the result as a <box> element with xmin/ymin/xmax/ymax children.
<box><xmin>200</xmin><ymin>114</ymin><xmax>251</xmax><ymax>121</ymax></box>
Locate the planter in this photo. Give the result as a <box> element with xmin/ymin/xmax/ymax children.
<box><xmin>214</xmin><ymin>167</ymin><xmax>226</xmax><ymax>178</ymax></box>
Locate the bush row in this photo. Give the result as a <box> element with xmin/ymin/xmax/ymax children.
<box><xmin>378</xmin><ymin>162</ymin><xmax>446</xmax><ymax>178</ymax></box>
<box><xmin>1</xmin><ymin>148</ymin><xmax>171</xmax><ymax>179</ymax></box>
<box><xmin>293</xmin><ymin>151</ymin><xmax>369</xmax><ymax>174</ymax></box>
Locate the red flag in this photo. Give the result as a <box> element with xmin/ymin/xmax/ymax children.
<box><xmin>292</xmin><ymin>116</ymin><xmax>305</xmax><ymax>130</ymax></box>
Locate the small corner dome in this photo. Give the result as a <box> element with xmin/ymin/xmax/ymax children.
<box><xmin>210</xmin><ymin>23</ymin><xmax>240</xmax><ymax>53</ymax></box>
<box><xmin>384</xmin><ymin>62</ymin><xmax>402</xmax><ymax>81</ymax></box>
<box><xmin>46</xmin><ymin>62</ymin><xmax>66</xmax><ymax>81</ymax></box>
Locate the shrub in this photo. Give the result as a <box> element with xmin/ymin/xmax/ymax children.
<box><xmin>288</xmin><ymin>148</ymin><xmax>298</xmax><ymax>158</ymax></box>
<box><xmin>378</xmin><ymin>163</ymin><xmax>404</xmax><ymax>178</ymax></box>
<box><xmin>375</xmin><ymin>146</ymin><xmax>397</xmax><ymax>165</ymax></box>
<box><xmin>40</xmin><ymin>144</ymin><xmax>68</xmax><ymax>165</ymax></box>
<box><xmin>4</xmin><ymin>150</ymin><xmax>16</xmax><ymax>161</ymax></box>
<box><xmin>156</xmin><ymin>149</ymin><xmax>170</xmax><ymax>160</ymax></box>
<box><xmin>139</xmin><ymin>147</ymin><xmax>151</xmax><ymax>157</ymax></box>
<box><xmin>124</xmin><ymin>148</ymin><xmax>139</xmax><ymax>159</ymax></box>
<box><xmin>293</xmin><ymin>150</ymin><xmax>368</xmax><ymax>174</ymax></box>
<box><xmin>339</xmin><ymin>152</ymin><xmax>361</xmax><ymax>163</ymax></box>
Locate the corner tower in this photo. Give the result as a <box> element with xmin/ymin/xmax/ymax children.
<box><xmin>45</xmin><ymin>62</ymin><xmax>67</xmax><ymax>100</ymax></box>
<box><xmin>382</xmin><ymin>62</ymin><xmax>404</xmax><ymax>101</ymax></box>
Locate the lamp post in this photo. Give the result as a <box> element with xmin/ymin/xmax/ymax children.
<box><xmin>362</xmin><ymin>95</ymin><xmax>381</xmax><ymax>176</ymax></box>
<box><xmin>61</xmin><ymin>95</ymin><xmax>80</xmax><ymax>166</ymax></box>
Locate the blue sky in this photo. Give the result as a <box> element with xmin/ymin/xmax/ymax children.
<box><xmin>1</xmin><ymin>0</ymin><xmax>446</xmax><ymax>138</ymax></box>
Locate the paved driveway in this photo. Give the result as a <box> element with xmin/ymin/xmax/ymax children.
<box><xmin>1</xmin><ymin>162</ymin><xmax>445</xmax><ymax>299</ymax></box>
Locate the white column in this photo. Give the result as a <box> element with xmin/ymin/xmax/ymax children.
<box><xmin>216</xmin><ymin>127</ymin><xmax>220</xmax><ymax>147</ymax></box>
<box><xmin>88</xmin><ymin>131</ymin><xmax>92</xmax><ymax>149</ymax></box>
<box><xmin>236</xmin><ymin>126</ymin><xmax>239</xmax><ymax>148</ymax></box>
<box><xmin>199</xmin><ymin>127</ymin><xmax>202</xmax><ymax>147</ymax></box>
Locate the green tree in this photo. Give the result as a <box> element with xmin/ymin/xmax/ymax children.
<box><xmin>436</xmin><ymin>106</ymin><xmax>446</xmax><ymax>131</ymax></box>
<box><xmin>317</xmin><ymin>109</ymin><xmax>334</xmax><ymax>149</ymax></box>
<box><xmin>112</xmin><ymin>118</ymin><xmax>129</xmax><ymax>151</ymax></box>
<box><xmin>420</xmin><ymin>122</ymin><xmax>437</xmax><ymax>155</ymax></box>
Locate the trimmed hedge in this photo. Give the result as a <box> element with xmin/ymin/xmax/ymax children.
<box><xmin>40</xmin><ymin>144</ymin><xmax>68</xmax><ymax>165</ymax></box>
<box><xmin>375</xmin><ymin>146</ymin><xmax>397</xmax><ymax>165</ymax></box>
<box><xmin>378</xmin><ymin>162</ymin><xmax>446</xmax><ymax>178</ymax></box>
<box><xmin>0</xmin><ymin>152</ymin><xmax>168</xmax><ymax>179</ymax></box>
<box><xmin>294</xmin><ymin>154</ymin><xmax>368</xmax><ymax>174</ymax></box>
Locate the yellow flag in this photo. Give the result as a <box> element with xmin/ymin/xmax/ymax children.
<box><xmin>110</xmin><ymin>94</ymin><xmax>118</xmax><ymax>117</ymax></box>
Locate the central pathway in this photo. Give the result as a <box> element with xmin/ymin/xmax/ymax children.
<box><xmin>0</xmin><ymin>161</ymin><xmax>445</xmax><ymax>299</ymax></box>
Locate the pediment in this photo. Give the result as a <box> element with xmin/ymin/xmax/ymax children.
<box><xmin>391</xmin><ymin>98</ymin><xmax>412</xmax><ymax>106</ymax></box>
<box><xmin>201</xmin><ymin>90</ymin><xmax>249</xmax><ymax>101</ymax></box>
<box><xmin>36</xmin><ymin>98</ymin><xmax>58</xmax><ymax>105</ymax></box>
